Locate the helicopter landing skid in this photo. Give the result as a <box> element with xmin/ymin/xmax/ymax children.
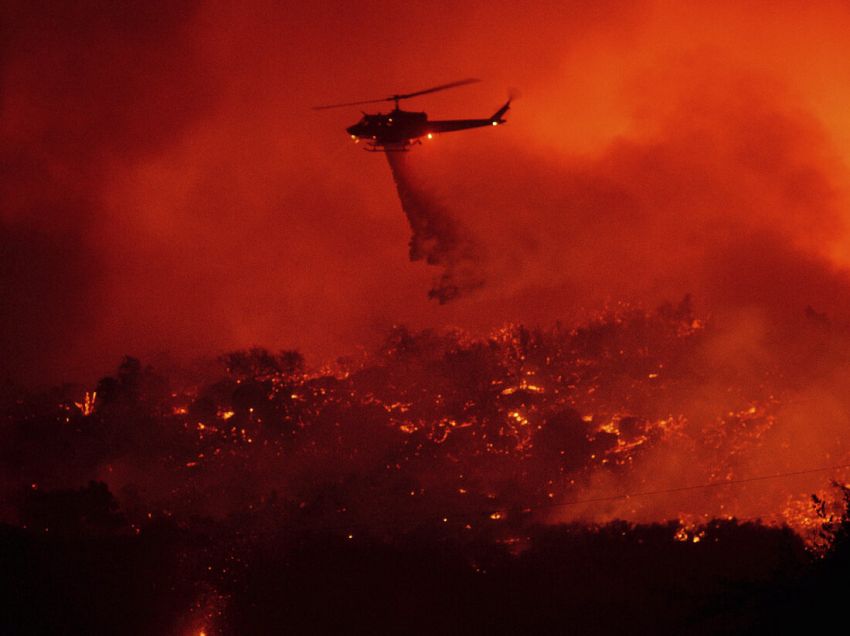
<box><xmin>364</xmin><ymin>143</ymin><xmax>412</xmax><ymax>152</ymax></box>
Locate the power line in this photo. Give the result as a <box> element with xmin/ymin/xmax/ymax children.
<box><xmin>275</xmin><ymin>462</ymin><xmax>850</xmax><ymax>535</ymax></box>
<box><xmin>542</xmin><ymin>462</ymin><xmax>850</xmax><ymax>510</ymax></box>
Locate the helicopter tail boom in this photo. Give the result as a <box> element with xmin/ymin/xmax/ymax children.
<box><xmin>425</xmin><ymin>99</ymin><xmax>512</xmax><ymax>135</ymax></box>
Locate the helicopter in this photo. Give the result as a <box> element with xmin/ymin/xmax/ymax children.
<box><xmin>313</xmin><ymin>78</ymin><xmax>510</xmax><ymax>151</ymax></box>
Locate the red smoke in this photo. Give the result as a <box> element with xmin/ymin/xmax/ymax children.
<box><xmin>4</xmin><ymin>0</ymin><xmax>850</xmax><ymax>386</ymax></box>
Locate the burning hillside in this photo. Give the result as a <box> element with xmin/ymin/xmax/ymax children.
<box><xmin>5</xmin><ymin>300</ymin><xmax>850</xmax><ymax>632</ymax></box>
<box><xmin>4</xmin><ymin>297</ymin><xmax>849</xmax><ymax>541</ymax></box>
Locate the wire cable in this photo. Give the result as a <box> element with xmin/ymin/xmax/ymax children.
<box><xmin>542</xmin><ymin>462</ymin><xmax>850</xmax><ymax>510</ymax></box>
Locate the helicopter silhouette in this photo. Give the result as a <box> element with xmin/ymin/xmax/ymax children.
<box><xmin>313</xmin><ymin>78</ymin><xmax>510</xmax><ymax>151</ymax></box>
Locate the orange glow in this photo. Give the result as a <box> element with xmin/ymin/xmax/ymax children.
<box><xmin>74</xmin><ymin>391</ymin><xmax>96</xmax><ymax>416</ymax></box>
<box><xmin>5</xmin><ymin>0</ymin><xmax>850</xmax><ymax>547</ymax></box>
<box><xmin>4</xmin><ymin>0</ymin><xmax>850</xmax><ymax>393</ymax></box>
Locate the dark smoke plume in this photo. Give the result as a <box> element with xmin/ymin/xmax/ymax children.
<box><xmin>386</xmin><ymin>152</ymin><xmax>485</xmax><ymax>303</ymax></box>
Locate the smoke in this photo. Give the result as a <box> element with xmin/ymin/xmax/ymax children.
<box><xmin>404</xmin><ymin>64</ymin><xmax>850</xmax><ymax>326</ymax></box>
<box><xmin>5</xmin><ymin>0</ymin><xmax>850</xmax><ymax>395</ymax></box>
<box><xmin>0</xmin><ymin>0</ymin><xmax>212</xmax><ymax>383</ymax></box>
<box><xmin>386</xmin><ymin>152</ymin><xmax>485</xmax><ymax>302</ymax></box>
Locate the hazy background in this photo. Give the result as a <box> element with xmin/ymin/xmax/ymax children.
<box><xmin>4</xmin><ymin>0</ymin><xmax>850</xmax><ymax>384</ymax></box>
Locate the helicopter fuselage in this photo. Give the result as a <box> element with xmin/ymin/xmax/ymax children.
<box><xmin>346</xmin><ymin>100</ymin><xmax>509</xmax><ymax>151</ymax></box>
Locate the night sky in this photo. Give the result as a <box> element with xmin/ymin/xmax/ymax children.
<box><xmin>4</xmin><ymin>0</ymin><xmax>850</xmax><ymax>384</ymax></box>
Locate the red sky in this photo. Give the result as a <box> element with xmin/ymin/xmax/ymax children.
<box><xmin>4</xmin><ymin>0</ymin><xmax>850</xmax><ymax>383</ymax></box>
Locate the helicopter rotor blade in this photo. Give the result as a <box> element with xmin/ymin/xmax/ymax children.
<box><xmin>395</xmin><ymin>78</ymin><xmax>480</xmax><ymax>100</ymax></box>
<box><xmin>312</xmin><ymin>97</ymin><xmax>394</xmax><ymax>111</ymax></box>
<box><xmin>312</xmin><ymin>78</ymin><xmax>481</xmax><ymax>110</ymax></box>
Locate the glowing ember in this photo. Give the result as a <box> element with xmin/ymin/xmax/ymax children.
<box><xmin>5</xmin><ymin>302</ymin><xmax>850</xmax><ymax>633</ymax></box>
<box><xmin>74</xmin><ymin>391</ymin><xmax>96</xmax><ymax>416</ymax></box>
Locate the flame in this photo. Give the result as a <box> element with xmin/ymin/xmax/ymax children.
<box><xmin>13</xmin><ymin>304</ymin><xmax>850</xmax><ymax>547</ymax></box>
<box><xmin>74</xmin><ymin>391</ymin><xmax>96</xmax><ymax>416</ymax></box>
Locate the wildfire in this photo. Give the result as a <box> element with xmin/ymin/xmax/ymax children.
<box><xmin>74</xmin><ymin>391</ymin><xmax>96</xmax><ymax>416</ymax></box>
<box><xmin>162</xmin><ymin>305</ymin><xmax>841</xmax><ymax>540</ymax></box>
<box><xmin>11</xmin><ymin>301</ymin><xmax>849</xmax><ymax>557</ymax></box>
<box><xmin>501</xmin><ymin>379</ymin><xmax>545</xmax><ymax>396</ymax></box>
